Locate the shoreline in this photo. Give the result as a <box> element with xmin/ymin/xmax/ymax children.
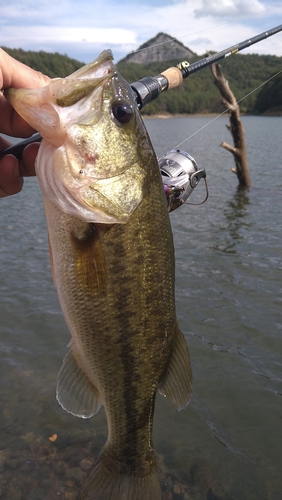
<box><xmin>142</xmin><ymin>113</ymin><xmax>219</xmax><ymax>119</ymax></box>
<box><xmin>142</xmin><ymin>111</ymin><xmax>282</xmax><ymax>119</ymax></box>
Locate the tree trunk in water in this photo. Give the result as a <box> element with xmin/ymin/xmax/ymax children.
<box><xmin>211</xmin><ymin>62</ymin><xmax>251</xmax><ymax>188</ymax></box>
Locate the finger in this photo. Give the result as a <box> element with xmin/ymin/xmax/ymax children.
<box><xmin>0</xmin><ymin>155</ymin><xmax>24</xmax><ymax>197</ymax></box>
<box><xmin>0</xmin><ymin>134</ymin><xmax>12</xmax><ymax>150</ymax></box>
<box><xmin>0</xmin><ymin>48</ymin><xmax>50</xmax><ymax>90</ymax></box>
<box><xmin>20</xmin><ymin>142</ymin><xmax>40</xmax><ymax>177</ymax></box>
<box><xmin>0</xmin><ymin>49</ymin><xmax>50</xmax><ymax>137</ymax></box>
<box><xmin>0</xmin><ymin>93</ymin><xmax>38</xmax><ymax>138</ymax></box>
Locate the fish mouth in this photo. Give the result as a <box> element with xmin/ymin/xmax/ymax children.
<box><xmin>67</xmin><ymin>50</ymin><xmax>115</xmax><ymax>80</ymax></box>
<box><xmin>6</xmin><ymin>50</ymin><xmax>116</xmax><ymax>147</ymax></box>
<box><xmin>9</xmin><ymin>48</ymin><xmax>146</xmax><ymax>224</ymax></box>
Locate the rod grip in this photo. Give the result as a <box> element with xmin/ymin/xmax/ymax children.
<box><xmin>160</xmin><ymin>67</ymin><xmax>183</xmax><ymax>89</ymax></box>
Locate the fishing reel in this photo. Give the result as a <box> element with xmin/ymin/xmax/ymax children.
<box><xmin>158</xmin><ymin>149</ymin><xmax>208</xmax><ymax>212</ymax></box>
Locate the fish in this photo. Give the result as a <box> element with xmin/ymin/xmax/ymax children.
<box><xmin>6</xmin><ymin>50</ymin><xmax>192</xmax><ymax>500</ymax></box>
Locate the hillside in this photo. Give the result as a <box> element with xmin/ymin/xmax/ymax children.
<box><xmin>1</xmin><ymin>44</ymin><xmax>282</xmax><ymax>115</ymax></box>
<box><xmin>255</xmin><ymin>71</ymin><xmax>282</xmax><ymax>114</ymax></box>
<box><xmin>117</xmin><ymin>52</ymin><xmax>282</xmax><ymax>115</ymax></box>
<box><xmin>119</xmin><ymin>32</ymin><xmax>195</xmax><ymax>64</ymax></box>
<box><xmin>1</xmin><ymin>47</ymin><xmax>84</xmax><ymax>78</ymax></box>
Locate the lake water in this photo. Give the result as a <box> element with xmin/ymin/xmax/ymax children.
<box><xmin>0</xmin><ymin>115</ymin><xmax>281</xmax><ymax>500</ymax></box>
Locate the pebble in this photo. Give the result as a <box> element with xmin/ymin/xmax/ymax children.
<box><xmin>0</xmin><ymin>400</ymin><xmax>222</xmax><ymax>500</ymax></box>
<box><xmin>79</xmin><ymin>458</ymin><xmax>92</xmax><ymax>471</ymax></box>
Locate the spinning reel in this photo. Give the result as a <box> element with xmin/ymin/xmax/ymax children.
<box><xmin>158</xmin><ymin>149</ymin><xmax>208</xmax><ymax>212</ymax></box>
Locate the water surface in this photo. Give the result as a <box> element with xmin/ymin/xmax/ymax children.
<box><xmin>0</xmin><ymin>116</ymin><xmax>281</xmax><ymax>499</ymax></box>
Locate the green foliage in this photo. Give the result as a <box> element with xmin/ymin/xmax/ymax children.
<box><xmin>118</xmin><ymin>53</ymin><xmax>282</xmax><ymax>115</ymax></box>
<box><xmin>2</xmin><ymin>46</ymin><xmax>281</xmax><ymax>114</ymax></box>
<box><xmin>1</xmin><ymin>47</ymin><xmax>84</xmax><ymax>78</ymax></box>
<box><xmin>255</xmin><ymin>71</ymin><xmax>282</xmax><ymax>114</ymax></box>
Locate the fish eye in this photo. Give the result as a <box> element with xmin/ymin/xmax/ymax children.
<box><xmin>112</xmin><ymin>101</ymin><xmax>133</xmax><ymax>124</ymax></box>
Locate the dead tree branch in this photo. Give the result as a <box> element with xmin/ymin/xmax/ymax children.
<box><xmin>211</xmin><ymin>62</ymin><xmax>251</xmax><ymax>188</ymax></box>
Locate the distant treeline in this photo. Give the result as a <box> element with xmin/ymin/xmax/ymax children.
<box><xmin>118</xmin><ymin>54</ymin><xmax>282</xmax><ymax>115</ymax></box>
<box><xmin>2</xmin><ymin>46</ymin><xmax>282</xmax><ymax>115</ymax></box>
<box><xmin>2</xmin><ymin>47</ymin><xmax>84</xmax><ymax>78</ymax></box>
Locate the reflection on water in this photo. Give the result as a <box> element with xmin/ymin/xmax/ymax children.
<box><xmin>225</xmin><ymin>187</ymin><xmax>250</xmax><ymax>227</ymax></box>
<box><xmin>1</xmin><ymin>116</ymin><xmax>282</xmax><ymax>499</ymax></box>
<box><xmin>219</xmin><ymin>187</ymin><xmax>251</xmax><ymax>253</ymax></box>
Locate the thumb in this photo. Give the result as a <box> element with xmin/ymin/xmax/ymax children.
<box><xmin>0</xmin><ymin>155</ymin><xmax>24</xmax><ymax>197</ymax></box>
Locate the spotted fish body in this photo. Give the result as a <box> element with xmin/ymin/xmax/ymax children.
<box><xmin>7</xmin><ymin>51</ymin><xmax>192</xmax><ymax>500</ymax></box>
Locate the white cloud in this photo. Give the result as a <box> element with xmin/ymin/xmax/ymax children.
<box><xmin>0</xmin><ymin>0</ymin><xmax>282</xmax><ymax>62</ymax></box>
<box><xmin>194</xmin><ymin>0</ymin><xmax>266</xmax><ymax>18</ymax></box>
<box><xmin>1</xmin><ymin>26</ymin><xmax>136</xmax><ymax>45</ymax></box>
<box><xmin>0</xmin><ymin>24</ymin><xmax>137</xmax><ymax>62</ymax></box>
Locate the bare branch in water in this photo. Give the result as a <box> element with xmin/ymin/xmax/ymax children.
<box><xmin>211</xmin><ymin>63</ymin><xmax>251</xmax><ymax>188</ymax></box>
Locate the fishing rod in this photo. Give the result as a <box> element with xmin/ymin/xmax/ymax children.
<box><xmin>1</xmin><ymin>23</ymin><xmax>282</xmax><ymax>161</ymax></box>
<box><xmin>131</xmin><ymin>23</ymin><xmax>282</xmax><ymax>108</ymax></box>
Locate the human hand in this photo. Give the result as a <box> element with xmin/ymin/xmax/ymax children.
<box><xmin>0</xmin><ymin>48</ymin><xmax>50</xmax><ymax>197</ymax></box>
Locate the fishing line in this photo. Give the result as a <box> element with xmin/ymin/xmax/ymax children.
<box><xmin>1</xmin><ymin>24</ymin><xmax>282</xmax><ymax>161</ymax></box>
<box><xmin>130</xmin><ymin>23</ymin><xmax>227</xmax><ymax>56</ymax></box>
<box><xmin>172</xmin><ymin>67</ymin><xmax>282</xmax><ymax>150</ymax></box>
<box><xmin>129</xmin><ymin>6</ymin><xmax>282</xmax><ymax>57</ymax></box>
<box><xmin>162</xmin><ymin>67</ymin><xmax>282</xmax><ymax>209</ymax></box>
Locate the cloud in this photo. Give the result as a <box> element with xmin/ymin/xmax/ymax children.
<box><xmin>0</xmin><ymin>0</ymin><xmax>282</xmax><ymax>63</ymax></box>
<box><xmin>1</xmin><ymin>26</ymin><xmax>137</xmax><ymax>45</ymax></box>
<box><xmin>190</xmin><ymin>37</ymin><xmax>213</xmax><ymax>47</ymax></box>
<box><xmin>194</xmin><ymin>0</ymin><xmax>266</xmax><ymax>18</ymax></box>
<box><xmin>1</xmin><ymin>0</ymin><xmax>69</xmax><ymax>24</ymax></box>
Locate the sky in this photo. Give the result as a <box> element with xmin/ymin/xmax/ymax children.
<box><xmin>1</xmin><ymin>0</ymin><xmax>282</xmax><ymax>65</ymax></box>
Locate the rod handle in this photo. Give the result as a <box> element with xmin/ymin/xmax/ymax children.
<box><xmin>160</xmin><ymin>67</ymin><xmax>183</xmax><ymax>89</ymax></box>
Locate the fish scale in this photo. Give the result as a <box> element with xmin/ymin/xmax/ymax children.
<box><xmin>6</xmin><ymin>49</ymin><xmax>192</xmax><ymax>500</ymax></box>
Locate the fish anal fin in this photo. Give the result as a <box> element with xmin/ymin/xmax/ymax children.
<box><xmin>77</xmin><ymin>448</ymin><xmax>162</xmax><ymax>500</ymax></box>
<box><xmin>71</xmin><ymin>223</ymin><xmax>107</xmax><ymax>296</ymax></box>
<box><xmin>158</xmin><ymin>325</ymin><xmax>193</xmax><ymax>411</ymax></box>
<box><xmin>56</xmin><ymin>347</ymin><xmax>102</xmax><ymax>418</ymax></box>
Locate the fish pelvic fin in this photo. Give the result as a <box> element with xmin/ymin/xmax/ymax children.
<box><xmin>77</xmin><ymin>448</ymin><xmax>162</xmax><ymax>500</ymax></box>
<box><xmin>56</xmin><ymin>347</ymin><xmax>102</xmax><ymax>418</ymax></box>
<box><xmin>158</xmin><ymin>325</ymin><xmax>193</xmax><ymax>410</ymax></box>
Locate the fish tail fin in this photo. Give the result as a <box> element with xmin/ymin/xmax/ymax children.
<box><xmin>77</xmin><ymin>448</ymin><xmax>162</xmax><ymax>500</ymax></box>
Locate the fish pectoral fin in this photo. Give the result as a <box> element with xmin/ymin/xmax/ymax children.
<box><xmin>158</xmin><ymin>325</ymin><xmax>193</xmax><ymax>411</ymax></box>
<box><xmin>71</xmin><ymin>224</ymin><xmax>108</xmax><ymax>296</ymax></box>
<box><xmin>56</xmin><ymin>347</ymin><xmax>102</xmax><ymax>418</ymax></box>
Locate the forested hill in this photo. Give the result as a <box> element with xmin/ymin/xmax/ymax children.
<box><xmin>2</xmin><ymin>47</ymin><xmax>84</xmax><ymax>78</ymax></box>
<box><xmin>117</xmin><ymin>52</ymin><xmax>282</xmax><ymax>115</ymax></box>
<box><xmin>2</xmin><ymin>46</ymin><xmax>282</xmax><ymax>115</ymax></box>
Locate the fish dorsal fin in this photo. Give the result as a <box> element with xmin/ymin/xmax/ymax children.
<box><xmin>158</xmin><ymin>325</ymin><xmax>193</xmax><ymax>410</ymax></box>
<box><xmin>56</xmin><ymin>347</ymin><xmax>102</xmax><ymax>418</ymax></box>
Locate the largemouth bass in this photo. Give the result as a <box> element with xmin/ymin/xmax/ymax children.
<box><xmin>7</xmin><ymin>50</ymin><xmax>192</xmax><ymax>500</ymax></box>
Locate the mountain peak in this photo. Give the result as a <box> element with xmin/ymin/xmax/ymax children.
<box><xmin>119</xmin><ymin>32</ymin><xmax>196</xmax><ymax>64</ymax></box>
